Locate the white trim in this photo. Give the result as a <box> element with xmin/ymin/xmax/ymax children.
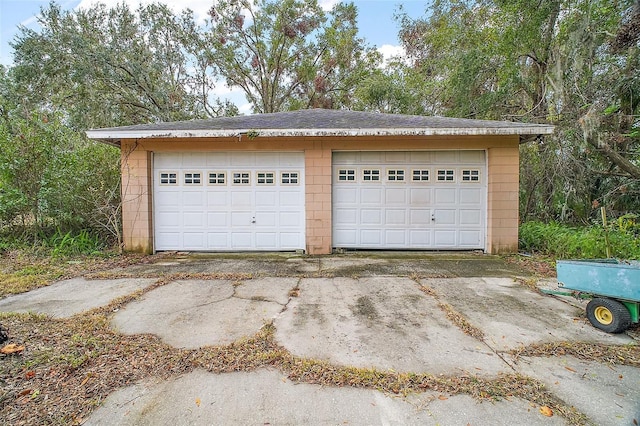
<box><xmin>87</xmin><ymin>125</ymin><xmax>554</xmax><ymax>141</ymax></box>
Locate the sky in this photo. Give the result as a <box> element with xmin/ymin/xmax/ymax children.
<box><xmin>0</xmin><ymin>0</ymin><xmax>430</xmax><ymax>111</ymax></box>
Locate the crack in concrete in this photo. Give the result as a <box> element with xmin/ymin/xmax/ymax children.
<box><xmin>408</xmin><ymin>276</ymin><xmax>517</xmax><ymax>372</ymax></box>
<box><xmin>274</xmin><ymin>278</ymin><xmax>302</xmax><ymax>315</ymax></box>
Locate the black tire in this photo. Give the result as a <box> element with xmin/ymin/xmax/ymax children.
<box><xmin>586</xmin><ymin>298</ymin><xmax>632</xmax><ymax>333</ymax></box>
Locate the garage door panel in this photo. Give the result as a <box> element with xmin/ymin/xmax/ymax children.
<box><xmin>333</xmin><ymin>151</ymin><xmax>485</xmax><ymax>250</ymax></box>
<box><xmin>207</xmin><ymin>233</ymin><xmax>228</xmax><ymax>248</ymax></box>
<box><xmin>434</xmin><ymin>209</ymin><xmax>456</xmax><ymax>225</ymax></box>
<box><xmin>433</xmin><ymin>151</ymin><xmax>457</xmax><ymax>163</ymax></box>
<box><xmin>460</xmin><ymin>188</ymin><xmax>482</xmax><ymax>204</ymax></box>
<box><xmin>255</xmin><ymin>211</ymin><xmax>276</xmax><ymax>226</ymax></box>
<box><xmin>334</xmin><ymin>187</ymin><xmax>358</xmax><ymax>202</ymax></box>
<box><xmin>434</xmin><ymin>188</ymin><xmax>456</xmax><ymax>204</ymax></box>
<box><xmin>182</xmin><ymin>153</ymin><xmax>206</xmax><ymax>167</ymax></box>
<box><xmin>385</xmin><ymin>229</ymin><xmax>406</xmax><ymax>245</ymax></box>
<box><xmin>279</xmin><ymin>191</ymin><xmax>302</xmax><ymax>206</ymax></box>
<box><xmin>206</xmin><ymin>153</ymin><xmax>228</xmax><ymax>166</ymax></box>
<box><xmin>460</xmin><ymin>210</ymin><xmax>482</xmax><ymax>225</ymax></box>
<box><xmin>230</xmin><ymin>153</ymin><xmax>255</xmax><ymax>166</ymax></box>
<box><xmin>278</xmin><ymin>153</ymin><xmax>301</xmax><ymax>166</ymax></box>
<box><xmin>334</xmin><ymin>229</ymin><xmax>357</xmax><ymax>245</ymax></box>
<box><xmin>334</xmin><ymin>208</ymin><xmax>357</xmax><ymax>225</ymax></box>
<box><xmin>256</xmin><ymin>191</ymin><xmax>277</xmax><ymax>206</ymax></box>
<box><xmin>361</xmin><ymin>209</ymin><xmax>382</xmax><ymax>225</ymax></box>
<box><xmin>280</xmin><ymin>232</ymin><xmax>301</xmax><ymax>248</ymax></box>
<box><xmin>360</xmin><ymin>152</ymin><xmax>383</xmax><ymax>162</ymax></box>
<box><xmin>410</xmin><ymin>152</ymin><xmax>431</xmax><ymax>163</ymax></box>
<box><xmin>183</xmin><ymin>191</ymin><xmax>204</xmax><ymax>207</ymax></box>
<box><xmin>409</xmin><ymin>209</ymin><xmax>431</xmax><ymax>225</ymax></box>
<box><xmin>157</xmin><ymin>211</ymin><xmax>179</xmax><ymax>227</ymax></box>
<box><xmin>410</xmin><ymin>230</ymin><xmax>431</xmax><ymax>246</ymax></box>
<box><xmin>280</xmin><ymin>211</ymin><xmax>302</xmax><ymax>226</ymax></box>
<box><xmin>410</xmin><ymin>188</ymin><xmax>431</xmax><ymax>205</ymax></box>
<box><xmin>183</xmin><ymin>212</ymin><xmax>204</xmax><ymax>227</ymax></box>
<box><xmin>207</xmin><ymin>192</ymin><xmax>228</xmax><ymax>206</ymax></box>
<box><xmin>385</xmin><ymin>209</ymin><xmax>407</xmax><ymax>225</ymax></box>
<box><xmin>156</xmin><ymin>191</ymin><xmax>180</xmax><ymax>206</ymax></box>
<box><xmin>183</xmin><ymin>233</ymin><xmax>205</xmax><ymax>249</ymax></box>
<box><xmin>360</xmin><ymin>188</ymin><xmax>382</xmax><ymax>204</ymax></box>
<box><xmin>434</xmin><ymin>230</ymin><xmax>456</xmax><ymax>246</ymax></box>
<box><xmin>156</xmin><ymin>232</ymin><xmax>180</xmax><ymax>247</ymax></box>
<box><xmin>459</xmin><ymin>151</ymin><xmax>485</xmax><ymax>163</ymax></box>
<box><xmin>231</xmin><ymin>212</ymin><xmax>253</xmax><ymax>226</ymax></box>
<box><xmin>231</xmin><ymin>191</ymin><xmax>252</xmax><ymax>207</ymax></box>
<box><xmin>207</xmin><ymin>212</ymin><xmax>227</xmax><ymax>226</ymax></box>
<box><xmin>231</xmin><ymin>233</ymin><xmax>253</xmax><ymax>248</ymax></box>
<box><xmin>360</xmin><ymin>230</ymin><xmax>381</xmax><ymax>245</ymax></box>
<box><xmin>255</xmin><ymin>233</ymin><xmax>277</xmax><ymax>248</ymax></box>
<box><xmin>385</xmin><ymin>188</ymin><xmax>406</xmax><ymax>204</ymax></box>
<box><xmin>154</xmin><ymin>152</ymin><xmax>305</xmax><ymax>251</ymax></box>
<box><xmin>460</xmin><ymin>230</ymin><xmax>481</xmax><ymax>246</ymax></box>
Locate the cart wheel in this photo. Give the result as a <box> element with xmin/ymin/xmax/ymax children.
<box><xmin>586</xmin><ymin>298</ymin><xmax>631</xmax><ymax>333</ymax></box>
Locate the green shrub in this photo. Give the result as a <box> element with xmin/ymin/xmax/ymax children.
<box><xmin>519</xmin><ymin>221</ymin><xmax>640</xmax><ymax>259</ymax></box>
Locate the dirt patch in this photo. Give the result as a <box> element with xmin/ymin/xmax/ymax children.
<box><xmin>0</xmin><ymin>252</ymin><xmax>157</xmax><ymax>298</ymax></box>
<box><xmin>350</xmin><ymin>296</ymin><xmax>379</xmax><ymax>320</ymax></box>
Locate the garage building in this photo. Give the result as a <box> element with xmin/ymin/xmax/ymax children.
<box><xmin>87</xmin><ymin>109</ymin><xmax>553</xmax><ymax>255</ymax></box>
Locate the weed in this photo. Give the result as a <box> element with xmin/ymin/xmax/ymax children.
<box><xmin>438</xmin><ymin>302</ymin><xmax>485</xmax><ymax>340</ymax></box>
<box><xmin>519</xmin><ymin>221</ymin><xmax>640</xmax><ymax>259</ymax></box>
<box><xmin>48</xmin><ymin>230</ymin><xmax>106</xmax><ymax>257</ymax></box>
<box><xmin>288</xmin><ymin>286</ymin><xmax>300</xmax><ymax>297</ymax></box>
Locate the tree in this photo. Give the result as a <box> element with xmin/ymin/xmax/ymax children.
<box><xmin>396</xmin><ymin>0</ymin><xmax>640</xmax><ymax>221</ymax></box>
<box><xmin>11</xmin><ymin>2</ymin><xmax>236</xmax><ymax>130</ymax></box>
<box><xmin>0</xmin><ymin>64</ymin><xmax>121</xmax><ymax>245</ymax></box>
<box><xmin>204</xmin><ymin>0</ymin><xmax>380</xmax><ymax>113</ymax></box>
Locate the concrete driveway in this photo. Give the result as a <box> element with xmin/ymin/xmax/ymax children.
<box><xmin>1</xmin><ymin>253</ymin><xmax>638</xmax><ymax>425</ymax></box>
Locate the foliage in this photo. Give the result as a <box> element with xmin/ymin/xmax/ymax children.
<box><xmin>519</xmin><ymin>221</ymin><xmax>640</xmax><ymax>259</ymax></box>
<box><xmin>352</xmin><ymin>61</ymin><xmax>434</xmax><ymax>115</ymax></box>
<box><xmin>11</xmin><ymin>2</ymin><xmax>237</xmax><ymax>130</ymax></box>
<box><xmin>0</xmin><ymin>105</ymin><xmax>121</xmax><ymax>246</ymax></box>
<box><xmin>204</xmin><ymin>0</ymin><xmax>380</xmax><ymax>113</ymax></box>
<box><xmin>396</xmin><ymin>0</ymin><xmax>640</xmax><ymax>221</ymax></box>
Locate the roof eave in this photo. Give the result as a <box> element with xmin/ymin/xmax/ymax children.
<box><xmin>86</xmin><ymin>126</ymin><xmax>555</xmax><ymax>143</ymax></box>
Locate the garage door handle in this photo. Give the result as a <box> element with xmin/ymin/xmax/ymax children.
<box><xmin>431</xmin><ymin>214</ymin><xmax>435</xmax><ymax>222</ymax></box>
<box><xmin>251</xmin><ymin>216</ymin><xmax>256</xmax><ymax>224</ymax></box>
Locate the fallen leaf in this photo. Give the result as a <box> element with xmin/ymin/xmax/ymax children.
<box><xmin>540</xmin><ymin>406</ymin><xmax>553</xmax><ymax>417</ymax></box>
<box><xmin>195</xmin><ymin>398</ymin><xmax>201</xmax><ymax>407</ymax></box>
<box><xmin>18</xmin><ymin>389</ymin><xmax>32</xmax><ymax>397</ymax></box>
<box><xmin>1</xmin><ymin>344</ymin><xmax>25</xmax><ymax>354</ymax></box>
<box><xmin>25</xmin><ymin>371</ymin><xmax>35</xmax><ymax>380</ymax></box>
<box><xmin>564</xmin><ymin>366</ymin><xmax>576</xmax><ymax>373</ymax></box>
<box><xmin>80</xmin><ymin>376</ymin><xmax>90</xmax><ymax>387</ymax></box>
<box><xmin>619</xmin><ymin>375</ymin><xmax>623</xmax><ymax>379</ymax></box>
<box><xmin>438</xmin><ymin>395</ymin><xmax>448</xmax><ymax>400</ymax></box>
<box><xmin>632</xmin><ymin>418</ymin><xmax>637</xmax><ymax>425</ymax></box>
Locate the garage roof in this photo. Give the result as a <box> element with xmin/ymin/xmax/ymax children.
<box><xmin>86</xmin><ymin>108</ymin><xmax>554</xmax><ymax>146</ymax></box>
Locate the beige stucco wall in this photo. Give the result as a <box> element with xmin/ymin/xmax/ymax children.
<box><xmin>119</xmin><ymin>135</ymin><xmax>520</xmax><ymax>255</ymax></box>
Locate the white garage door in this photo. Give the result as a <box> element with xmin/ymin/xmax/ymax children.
<box><xmin>153</xmin><ymin>152</ymin><xmax>305</xmax><ymax>251</ymax></box>
<box><xmin>332</xmin><ymin>151</ymin><xmax>486</xmax><ymax>250</ymax></box>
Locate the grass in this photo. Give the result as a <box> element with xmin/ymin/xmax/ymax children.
<box><xmin>519</xmin><ymin>221</ymin><xmax>640</xmax><ymax>259</ymax></box>
<box><xmin>0</xmin><ymin>250</ymin><xmax>151</xmax><ymax>298</ymax></box>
